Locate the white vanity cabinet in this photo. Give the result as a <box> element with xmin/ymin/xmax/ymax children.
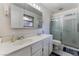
<box><xmin>31</xmin><ymin>41</ymin><xmax>43</xmax><ymax>56</ymax></box>
<box><xmin>42</xmin><ymin>36</ymin><xmax>53</xmax><ymax>56</ymax></box>
<box><xmin>7</xmin><ymin>46</ymin><xmax>31</xmax><ymax>56</ymax></box>
<box><xmin>42</xmin><ymin>38</ymin><xmax>49</xmax><ymax>56</ymax></box>
<box><xmin>48</xmin><ymin>36</ymin><xmax>53</xmax><ymax>55</ymax></box>
<box><xmin>5</xmin><ymin>35</ymin><xmax>53</xmax><ymax>56</ymax></box>
<box><xmin>31</xmin><ymin>35</ymin><xmax>53</xmax><ymax>56</ymax></box>
<box><xmin>32</xmin><ymin>49</ymin><xmax>42</xmax><ymax>56</ymax></box>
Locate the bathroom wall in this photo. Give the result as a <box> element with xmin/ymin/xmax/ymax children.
<box><xmin>38</xmin><ymin>4</ymin><xmax>52</xmax><ymax>34</ymax></box>
<box><xmin>0</xmin><ymin>3</ymin><xmax>52</xmax><ymax>38</ymax></box>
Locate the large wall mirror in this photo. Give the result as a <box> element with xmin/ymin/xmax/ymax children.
<box><xmin>11</xmin><ymin>3</ymin><xmax>42</xmax><ymax>29</ymax></box>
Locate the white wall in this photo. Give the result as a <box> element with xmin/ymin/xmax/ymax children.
<box><xmin>0</xmin><ymin>3</ymin><xmax>52</xmax><ymax>39</ymax></box>
<box><xmin>39</xmin><ymin>4</ymin><xmax>52</xmax><ymax>34</ymax></box>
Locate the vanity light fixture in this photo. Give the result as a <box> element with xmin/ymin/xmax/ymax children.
<box><xmin>4</xmin><ymin>5</ymin><xmax>10</xmax><ymax>16</ymax></box>
<box><xmin>27</xmin><ymin>3</ymin><xmax>41</xmax><ymax>11</ymax></box>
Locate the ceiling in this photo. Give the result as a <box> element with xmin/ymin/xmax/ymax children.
<box><xmin>40</xmin><ymin>3</ymin><xmax>79</xmax><ymax>14</ymax></box>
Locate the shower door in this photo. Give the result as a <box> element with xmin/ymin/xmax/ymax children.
<box><xmin>50</xmin><ymin>17</ymin><xmax>62</xmax><ymax>41</ymax></box>
<box><xmin>62</xmin><ymin>12</ymin><xmax>78</xmax><ymax>48</ymax></box>
<box><xmin>75</xmin><ymin>9</ymin><xmax>79</xmax><ymax>49</ymax></box>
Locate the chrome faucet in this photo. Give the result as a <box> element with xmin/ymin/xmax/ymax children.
<box><xmin>17</xmin><ymin>36</ymin><xmax>24</xmax><ymax>40</ymax></box>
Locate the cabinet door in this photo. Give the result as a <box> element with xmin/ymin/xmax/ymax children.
<box><xmin>32</xmin><ymin>48</ymin><xmax>42</xmax><ymax>56</ymax></box>
<box><xmin>31</xmin><ymin>41</ymin><xmax>42</xmax><ymax>55</ymax></box>
<box><xmin>42</xmin><ymin>39</ymin><xmax>49</xmax><ymax>56</ymax></box>
<box><xmin>48</xmin><ymin>44</ymin><xmax>52</xmax><ymax>55</ymax></box>
<box><xmin>7</xmin><ymin>46</ymin><xmax>31</xmax><ymax>56</ymax></box>
<box><xmin>48</xmin><ymin>36</ymin><xmax>53</xmax><ymax>55</ymax></box>
<box><xmin>11</xmin><ymin>5</ymin><xmax>24</xmax><ymax>28</ymax></box>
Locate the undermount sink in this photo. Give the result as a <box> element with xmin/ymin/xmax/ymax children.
<box><xmin>10</xmin><ymin>34</ymin><xmax>45</xmax><ymax>46</ymax></box>
<box><xmin>11</xmin><ymin>38</ymin><xmax>33</xmax><ymax>46</ymax></box>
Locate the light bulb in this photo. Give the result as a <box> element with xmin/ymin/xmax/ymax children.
<box><xmin>27</xmin><ymin>3</ymin><xmax>41</xmax><ymax>11</ymax></box>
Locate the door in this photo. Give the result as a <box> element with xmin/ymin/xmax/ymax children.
<box><xmin>32</xmin><ymin>49</ymin><xmax>42</xmax><ymax>56</ymax></box>
<box><xmin>48</xmin><ymin>37</ymin><xmax>53</xmax><ymax>55</ymax></box>
<box><xmin>62</xmin><ymin>11</ymin><xmax>77</xmax><ymax>48</ymax></box>
<box><xmin>50</xmin><ymin>17</ymin><xmax>62</xmax><ymax>41</ymax></box>
<box><xmin>75</xmin><ymin>8</ymin><xmax>79</xmax><ymax>49</ymax></box>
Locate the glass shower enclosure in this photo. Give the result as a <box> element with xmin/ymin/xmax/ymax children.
<box><xmin>50</xmin><ymin>8</ymin><xmax>79</xmax><ymax>49</ymax></box>
<box><xmin>50</xmin><ymin>17</ymin><xmax>63</xmax><ymax>41</ymax></box>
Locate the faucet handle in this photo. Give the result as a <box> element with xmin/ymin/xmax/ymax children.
<box><xmin>20</xmin><ymin>36</ymin><xmax>24</xmax><ymax>39</ymax></box>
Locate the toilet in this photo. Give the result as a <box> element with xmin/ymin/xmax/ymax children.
<box><xmin>52</xmin><ymin>39</ymin><xmax>73</xmax><ymax>56</ymax></box>
<box><xmin>52</xmin><ymin>40</ymin><xmax>62</xmax><ymax>51</ymax></box>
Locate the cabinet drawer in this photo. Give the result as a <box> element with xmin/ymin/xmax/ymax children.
<box><xmin>32</xmin><ymin>48</ymin><xmax>42</xmax><ymax>56</ymax></box>
<box><xmin>32</xmin><ymin>41</ymin><xmax>42</xmax><ymax>54</ymax></box>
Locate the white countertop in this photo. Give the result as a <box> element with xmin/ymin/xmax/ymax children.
<box><xmin>0</xmin><ymin>34</ymin><xmax>52</xmax><ymax>56</ymax></box>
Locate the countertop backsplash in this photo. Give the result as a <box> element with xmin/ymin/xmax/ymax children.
<box><xmin>0</xmin><ymin>29</ymin><xmax>42</xmax><ymax>43</ymax></box>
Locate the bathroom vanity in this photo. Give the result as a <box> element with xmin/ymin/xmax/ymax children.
<box><xmin>0</xmin><ymin>34</ymin><xmax>53</xmax><ymax>56</ymax></box>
